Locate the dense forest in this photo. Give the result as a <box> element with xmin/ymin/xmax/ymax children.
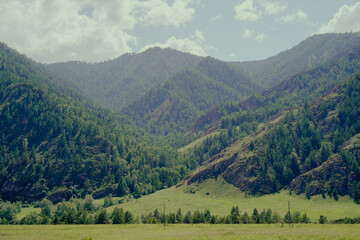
<box><xmin>0</xmin><ymin>43</ymin><xmax>199</xmax><ymax>202</ymax></box>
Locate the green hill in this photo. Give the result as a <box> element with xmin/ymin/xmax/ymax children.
<box><xmin>185</xmin><ymin>71</ymin><xmax>360</xmax><ymax>201</ymax></box>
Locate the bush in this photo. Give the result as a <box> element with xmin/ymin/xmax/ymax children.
<box><xmin>319</xmin><ymin>215</ymin><xmax>328</xmax><ymax>224</ymax></box>
<box><xmin>0</xmin><ymin>202</ymin><xmax>20</xmax><ymax>224</ymax></box>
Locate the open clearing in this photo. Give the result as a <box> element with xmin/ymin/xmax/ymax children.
<box><xmin>112</xmin><ymin>177</ymin><xmax>360</xmax><ymax>222</ymax></box>
<box><xmin>1</xmin><ymin>224</ymin><xmax>360</xmax><ymax>240</ymax></box>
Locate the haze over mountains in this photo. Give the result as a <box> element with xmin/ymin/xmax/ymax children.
<box><xmin>232</xmin><ymin>33</ymin><xmax>360</xmax><ymax>88</ymax></box>
<box><xmin>45</xmin><ymin>48</ymin><xmax>201</xmax><ymax>110</ymax></box>
<box><xmin>1</xmin><ymin>32</ymin><xmax>360</xmax><ymax>203</ymax></box>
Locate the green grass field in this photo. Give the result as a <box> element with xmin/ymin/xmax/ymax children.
<box><xmin>9</xmin><ymin>177</ymin><xmax>360</xmax><ymax>240</ymax></box>
<box><xmin>1</xmin><ymin>224</ymin><xmax>360</xmax><ymax>240</ymax></box>
<box><xmin>111</xmin><ymin>177</ymin><xmax>360</xmax><ymax>222</ymax></box>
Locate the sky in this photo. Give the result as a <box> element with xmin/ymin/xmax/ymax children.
<box><xmin>1</xmin><ymin>0</ymin><xmax>360</xmax><ymax>63</ymax></box>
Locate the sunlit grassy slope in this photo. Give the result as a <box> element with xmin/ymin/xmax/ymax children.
<box><xmin>178</xmin><ymin>131</ymin><xmax>219</xmax><ymax>154</ymax></box>
<box><xmin>112</xmin><ymin>177</ymin><xmax>360</xmax><ymax>221</ymax></box>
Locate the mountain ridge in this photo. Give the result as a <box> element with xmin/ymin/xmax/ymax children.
<box><xmin>44</xmin><ymin>47</ymin><xmax>202</xmax><ymax>110</ymax></box>
<box><xmin>231</xmin><ymin>32</ymin><xmax>360</xmax><ymax>88</ymax></box>
<box><xmin>123</xmin><ymin>57</ymin><xmax>261</xmax><ymax>136</ymax></box>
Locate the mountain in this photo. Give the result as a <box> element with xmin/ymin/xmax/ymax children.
<box><xmin>0</xmin><ymin>43</ymin><xmax>193</xmax><ymax>202</ymax></box>
<box><xmin>2</xmin><ymin>31</ymin><xmax>360</xmax><ymax>204</ymax></box>
<box><xmin>184</xmin><ymin>67</ymin><xmax>360</xmax><ymax>201</ymax></box>
<box><xmin>231</xmin><ymin>32</ymin><xmax>360</xmax><ymax>88</ymax></box>
<box><xmin>44</xmin><ymin>47</ymin><xmax>202</xmax><ymax>111</ymax></box>
<box><xmin>123</xmin><ymin>57</ymin><xmax>262</xmax><ymax>136</ymax></box>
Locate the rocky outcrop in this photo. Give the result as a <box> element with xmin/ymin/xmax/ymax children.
<box><xmin>289</xmin><ymin>154</ymin><xmax>354</xmax><ymax>195</ymax></box>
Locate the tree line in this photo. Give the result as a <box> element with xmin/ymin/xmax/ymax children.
<box><xmin>1</xmin><ymin>198</ymin><xmax>359</xmax><ymax>225</ymax></box>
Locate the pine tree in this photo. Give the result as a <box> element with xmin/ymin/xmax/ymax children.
<box><xmin>305</xmin><ymin>186</ymin><xmax>311</xmax><ymax>200</ymax></box>
<box><xmin>111</xmin><ymin>207</ymin><xmax>124</xmax><ymax>224</ymax></box>
<box><xmin>95</xmin><ymin>209</ymin><xmax>110</xmax><ymax>224</ymax></box>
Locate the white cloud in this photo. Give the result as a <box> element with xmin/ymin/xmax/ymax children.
<box><xmin>241</xmin><ymin>28</ymin><xmax>265</xmax><ymax>43</ymax></box>
<box><xmin>319</xmin><ymin>3</ymin><xmax>360</xmax><ymax>33</ymax></box>
<box><xmin>141</xmin><ymin>31</ymin><xmax>211</xmax><ymax>56</ymax></box>
<box><xmin>234</xmin><ymin>0</ymin><xmax>260</xmax><ymax>22</ymax></box>
<box><xmin>261</xmin><ymin>0</ymin><xmax>287</xmax><ymax>15</ymax></box>
<box><xmin>234</xmin><ymin>0</ymin><xmax>286</xmax><ymax>22</ymax></box>
<box><xmin>254</xmin><ymin>34</ymin><xmax>265</xmax><ymax>42</ymax></box>
<box><xmin>0</xmin><ymin>0</ymin><xmax>197</xmax><ymax>63</ymax></box>
<box><xmin>242</xmin><ymin>28</ymin><xmax>254</xmax><ymax>39</ymax></box>
<box><xmin>276</xmin><ymin>9</ymin><xmax>307</xmax><ymax>23</ymax></box>
<box><xmin>210</xmin><ymin>15</ymin><xmax>221</xmax><ymax>22</ymax></box>
<box><xmin>194</xmin><ymin>31</ymin><xmax>205</xmax><ymax>41</ymax></box>
<box><xmin>135</xmin><ymin>0</ymin><xmax>195</xmax><ymax>27</ymax></box>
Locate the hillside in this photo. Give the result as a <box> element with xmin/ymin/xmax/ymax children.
<box><xmin>44</xmin><ymin>47</ymin><xmax>202</xmax><ymax>110</ymax></box>
<box><xmin>0</xmin><ymin>43</ymin><xmax>194</xmax><ymax>202</ymax></box>
<box><xmin>123</xmin><ymin>57</ymin><xmax>261</xmax><ymax>136</ymax></box>
<box><xmin>115</xmin><ymin>177</ymin><xmax>360</xmax><ymax>221</ymax></box>
<box><xmin>232</xmin><ymin>32</ymin><xmax>360</xmax><ymax>88</ymax></box>
<box><xmin>185</xmin><ymin>41</ymin><xmax>360</xmax><ymax>175</ymax></box>
<box><xmin>184</xmin><ymin>71</ymin><xmax>360</xmax><ymax>202</ymax></box>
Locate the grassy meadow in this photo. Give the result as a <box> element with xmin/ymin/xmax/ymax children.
<box><xmin>111</xmin><ymin>177</ymin><xmax>360</xmax><ymax>222</ymax></box>
<box><xmin>1</xmin><ymin>224</ymin><xmax>360</xmax><ymax>240</ymax></box>
<box><xmin>9</xmin><ymin>176</ymin><xmax>360</xmax><ymax>240</ymax></box>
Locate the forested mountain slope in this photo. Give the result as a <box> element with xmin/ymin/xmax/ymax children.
<box><xmin>44</xmin><ymin>47</ymin><xmax>202</xmax><ymax>110</ymax></box>
<box><xmin>185</xmin><ymin>71</ymin><xmax>360</xmax><ymax>202</ymax></box>
<box><xmin>123</xmin><ymin>57</ymin><xmax>261</xmax><ymax>136</ymax></box>
<box><xmin>192</xmin><ymin>40</ymin><xmax>360</xmax><ymax>137</ymax></box>
<box><xmin>232</xmin><ymin>32</ymin><xmax>360</xmax><ymax>88</ymax></box>
<box><xmin>0</xmin><ymin>43</ymin><xmax>194</xmax><ymax>202</ymax></box>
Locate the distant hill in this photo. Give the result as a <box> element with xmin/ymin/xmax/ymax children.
<box><xmin>0</xmin><ymin>43</ymin><xmax>192</xmax><ymax>202</ymax></box>
<box><xmin>44</xmin><ymin>47</ymin><xmax>202</xmax><ymax>110</ymax></box>
<box><xmin>231</xmin><ymin>32</ymin><xmax>360</xmax><ymax>88</ymax></box>
<box><xmin>123</xmin><ymin>57</ymin><xmax>261</xmax><ymax>135</ymax></box>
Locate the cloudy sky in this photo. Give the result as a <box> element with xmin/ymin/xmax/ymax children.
<box><xmin>1</xmin><ymin>0</ymin><xmax>360</xmax><ymax>63</ymax></box>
